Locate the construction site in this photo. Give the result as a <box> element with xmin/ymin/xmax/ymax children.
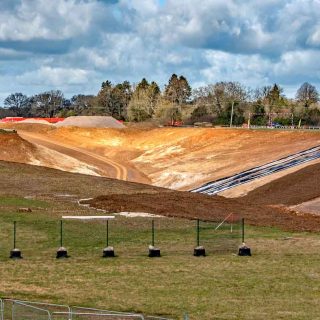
<box><xmin>1</xmin><ymin>116</ymin><xmax>320</xmax><ymax>319</ymax></box>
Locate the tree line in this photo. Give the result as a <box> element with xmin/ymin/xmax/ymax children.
<box><xmin>1</xmin><ymin>74</ymin><xmax>320</xmax><ymax>126</ymax></box>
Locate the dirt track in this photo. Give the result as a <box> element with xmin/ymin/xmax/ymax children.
<box><xmin>19</xmin><ymin>132</ymin><xmax>127</xmax><ymax>180</ymax></box>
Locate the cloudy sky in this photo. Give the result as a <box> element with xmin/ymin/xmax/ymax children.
<box><xmin>0</xmin><ymin>0</ymin><xmax>320</xmax><ymax>104</ymax></box>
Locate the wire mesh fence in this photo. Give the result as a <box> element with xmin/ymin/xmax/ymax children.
<box><xmin>0</xmin><ymin>299</ymin><xmax>175</xmax><ymax>320</ymax></box>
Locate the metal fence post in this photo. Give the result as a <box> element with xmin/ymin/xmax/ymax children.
<box><xmin>60</xmin><ymin>220</ymin><xmax>63</xmax><ymax>248</ymax></box>
<box><xmin>13</xmin><ymin>221</ymin><xmax>17</xmax><ymax>248</ymax></box>
<box><xmin>106</xmin><ymin>220</ymin><xmax>109</xmax><ymax>247</ymax></box>
<box><xmin>196</xmin><ymin>219</ymin><xmax>200</xmax><ymax>247</ymax></box>
<box><xmin>0</xmin><ymin>299</ymin><xmax>3</xmax><ymax>320</ymax></box>
<box><xmin>152</xmin><ymin>219</ymin><xmax>155</xmax><ymax>247</ymax></box>
<box><xmin>242</xmin><ymin>218</ymin><xmax>245</xmax><ymax>243</ymax></box>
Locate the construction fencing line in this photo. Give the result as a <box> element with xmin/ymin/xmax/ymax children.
<box><xmin>0</xmin><ymin>299</ymin><xmax>175</xmax><ymax>320</ymax></box>
<box><xmin>51</xmin><ymin>312</ymin><xmax>144</xmax><ymax>319</ymax></box>
<box><xmin>12</xmin><ymin>301</ymin><xmax>52</xmax><ymax>320</ymax></box>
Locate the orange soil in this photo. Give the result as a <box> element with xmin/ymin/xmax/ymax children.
<box><xmin>0</xmin><ymin>132</ymin><xmax>100</xmax><ymax>176</ymax></box>
<box><xmin>1</xmin><ymin>123</ymin><xmax>320</xmax><ymax>192</ymax></box>
<box><xmin>33</xmin><ymin>126</ymin><xmax>320</xmax><ymax>190</ymax></box>
<box><xmin>0</xmin><ymin>133</ymin><xmax>37</xmax><ymax>163</ymax></box>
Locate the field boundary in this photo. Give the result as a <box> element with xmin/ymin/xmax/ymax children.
<box><xmin>0</xmin><ymin>298</ymin><xmax>176</xmax><ymax>320</ymax></box>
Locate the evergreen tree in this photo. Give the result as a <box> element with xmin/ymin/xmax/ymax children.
<box><xmin>164</xmin><ymin>74</ymin><xmax>191</xmax><ymax>105</ymax></box>
<box><xmin>127</xmin><ymin>78</ymin><xmax>160</xmax><ymax>121</ymax></box>
<box><xmin>97</xmin><ymin>81</ymin><xmax>132</xmax><ymax>119</ymax></box>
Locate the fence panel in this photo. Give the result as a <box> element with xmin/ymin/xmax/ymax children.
<box><xmin>1</xmin><ymin>300</ymin><xmax>174</xmax><ymax>320</ymax></box>
<box><xmin>12</xmin><ymin>301</ymin><xmax>51</xmax><ymax>320</ymax></box>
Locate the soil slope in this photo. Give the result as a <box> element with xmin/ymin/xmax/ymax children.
<box><xmin>1</xmin><ymin>160</ymin><xmax>320</xmax><ymax>232</ymax></box>
<box><xmin>13</xmin><ymin>124</ymin><xmax>320</xmax><ymax>189</ymax></box>
<box><xmin>242</xmin><ymin>163</ymin><xmax>320</xmax><ymax>206</ymax></box>
<box><xmin>1</xmin><ymin>123</ymin><xmax>320</xmax><ymax>192</ymax></box>
<box><xmin>0</xmin><ymin>132</ymin><xmax>37</xmax><ymax>163</ymax></box>
<box><xmin>0</xmin><ymin>132</ymin><xmax>99</xmax><ymax>176</ymax></box>
<box><xmin>84</xmin><ymin>163</ymin><xmax>320</xmax><ymax>232</ymax></box>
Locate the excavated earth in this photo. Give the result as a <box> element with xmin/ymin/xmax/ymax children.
<box><xmin>1</xmin><ymin>160</ymin><xmax>320</xmax><ymax>232</ymax></box>
<box><xmin>46</xmin><ymin>126</ymin><xmax>320</xmax><ymax>190</ymax></box>
<box><xmin>84</xmin><ymin>163</ymin><xmax>320</xmax><ymax>232</ymax></box>
<box><xmin>0</xmin><ymin>132</ymin><xmax>100</xmax><ymax>176</ymax></box>
<box><xmin>1</xmin><ymin>123</ymin><xmax>320</xmax><ymax>191</ymax></box>
<box><xmin>1</xmin><ymin>123</ymin><xmax>320</xmax><ymax>231</ymax></box>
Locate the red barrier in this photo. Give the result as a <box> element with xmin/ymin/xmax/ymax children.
<box><xmin>0</xmin><ymin>117</ymin><xmax>65</xmax><ymax>123</ymax></box>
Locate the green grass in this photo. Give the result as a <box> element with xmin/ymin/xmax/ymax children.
<box><xmin>0</xmin><ymin>196</ymin><xmax>50</xmax><ymax>208</ymax></box>
<box><xmin>1</xmin><ymin>197</ymin><xmax>320</xmax><ymax>319</ymax></box>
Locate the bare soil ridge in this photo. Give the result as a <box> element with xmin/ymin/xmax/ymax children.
<box><xmin>1</xmin><ymin>160</ymin><xmax>320</xmax><ymax>232</ymax></box>
<box><xmin>85</xmin><ymin>163</ymin><xmax>320</xmax><ymax>232</ymax></box>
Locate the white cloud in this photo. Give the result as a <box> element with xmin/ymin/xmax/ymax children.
<box><xmin>273</xmin><ymin>50</ymin><xmax>320</xmax><ymax>82</ymax></box>
<box><xmin>0</xmin><ymin>0</ymin><xmax>99</xmax><ymax>41</ymax></box>
<box><xmin>17</xmin><ymin>66</ymin><xmax>91</xmax><ymax>86</ymax></box>
<box><xmin>201</xmin><ymin>51</ymin><xmax>271</xmax><ymax>88</ymax></box>
<box><xmin>1</xmin><ymin>0</ymin><xmax>320</xmax><ymax>103</ymax></box>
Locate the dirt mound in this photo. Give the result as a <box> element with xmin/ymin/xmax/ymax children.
<box><xmin>20</xmin><ymin>119</ymin><xmax>54</xmax><ymax>125</ymax></box>
<box><xmin>242</xmin><ymin>163</ymin><xmax>320</xmax><ymax>206</ymax></box>
<box><xmin>0</xmin><ymin>132</ymin><xmax>37</xmax><ymax>163</ymax></box>
<box><xmin>0</xmin><ymin>160</ymin><xmax>167</xmax><ymax>198</ymax></box>
<box><xmin>1</xmin><ymin>159</ymin><xmax>320</xmax><ymax>232</ymax></box>
<box><xmin>84</xmin><ymin>191</ymin><xmax>320</xmax><ymax>232</ymax></box>
<box><xmin>55</xmin><ymin>116</ymin><xmax>125</xmax><ymax>129</ymax></box>
<box><xmin>84</xmin><ymin>163</ymin><xmax>320</xmax><ymax>232</ymax></box>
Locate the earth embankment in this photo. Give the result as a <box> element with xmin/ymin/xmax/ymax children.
<box><xmin>12</xmin><ymin>124</ymin><xmax>320</xmax><ymax>189</ymax></box>
<box><xmin>0</xmin><ymin>132</ymin><xmax>100</xmax><ymax>176</ymax></box>
<box><xmin>84</xmin><ymin>162</ymin><xmax>320</xmax><ymax>232</ymax></box>
<box><xmin>242</xmin><ymin>162</ymin><xmax>320</xmax><ymax>206</ymax></box>
<box><xmin>1</xmin><ymin>123</ymin><xmax>320</xmax><ymax>193</ymax></box>
<box><xmin>1</xmin><ymin>160</ymin><xmax>320</xmax><ymax>232</ymax></box>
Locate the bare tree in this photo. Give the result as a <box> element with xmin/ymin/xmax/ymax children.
<box><xmin>30</xmin><ymin>90</ymin><xmax>64</xmax><ymax>117</ymax></box>
<box><xmin>4</xmin><ymin>93</ymin><xmax>29</xmax><ymax>109</ymax></box>
<box><xmin>296</xmin><ymin>82</ymin><xmax>319</xmax><ymax>108</ymax></box>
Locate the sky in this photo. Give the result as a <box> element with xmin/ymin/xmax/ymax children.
<box><xmin>0</xmin><ymin>0</ymin><xmax>320</xmax><ymax>104</ymax></box>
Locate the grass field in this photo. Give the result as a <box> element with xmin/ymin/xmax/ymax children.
<box><xmin>1</xmin><ymin>162</ymin><xmax>320</xmax><ymax>319</ymax></box>
<box><xmin>1</xmin><ymin>195</ymin><xmax>320</xmax><ymax>320</ymax></box>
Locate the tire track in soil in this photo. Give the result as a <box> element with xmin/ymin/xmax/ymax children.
<box><xmin>19</xmin><ymin>132</ymin><xmax>128</xmax><ymax>180</ymax></box>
